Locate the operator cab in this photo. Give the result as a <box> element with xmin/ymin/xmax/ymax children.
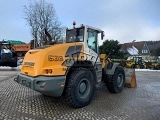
<box><xmin>0</xmin><ymin>42</ymin><xmax>12</xmax><ymax>54</ymax></box>
<box><xmin>0</xmin><ymin>41</ymin><xmax>17</xmax><ymax>67</ymax></box>
<box><xmin>66</xmin><ymin>21</ymin><xmax>105</xmax><ymax>54</ymax></box>
<box><xmin>133</xmin><ymin>56</ymin><xmax>143</xmax><ymax>65</ymax></box>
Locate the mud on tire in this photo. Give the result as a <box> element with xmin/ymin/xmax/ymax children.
<box><xmin>65</xmin><ymin>68</ymin><xmax>95</xmax><ymax>108</ymax></box>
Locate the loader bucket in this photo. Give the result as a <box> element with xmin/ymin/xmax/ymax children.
<box><xmin>124</xmin><ymin>68</ymin><xmax>137</xmax><ymax>88</ymax></box>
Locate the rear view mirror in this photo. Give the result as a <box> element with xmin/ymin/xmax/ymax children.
<box><xmin>101</xmin><ymin>31</ymin><xmax>105</xmax><ymax>40</ymax></box>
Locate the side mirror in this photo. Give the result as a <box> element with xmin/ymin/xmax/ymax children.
<box><xmin>101</xmin><ymin>31</ymin><xmax>105</xmax><ymax>40</ymax></box>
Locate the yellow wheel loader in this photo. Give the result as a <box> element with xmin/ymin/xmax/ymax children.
<box><xmin>152</xmin><ymin>62</ymin><xmax>160</xmax><ymax>70</ymax></box>
<box><xmin>126</xmin><ymin>56</ymin><xmax>146</xmax><ymax>69</ymax></box>
<box><xmin>151</xmin><ymin>57</ymin><xmax>160</xmax><ymax>70</ymax></box>
<box><xmin>14</xmin><ymin>23</ymin><xmax>127</xmax><ymax>108</ymax></box>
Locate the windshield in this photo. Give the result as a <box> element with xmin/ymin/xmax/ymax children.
<box><xmin>0</xmin><ymin>44</ymin><xmax>12</xmax><ymax>53</ymax></box>
<box><xmin>0</xmin><ymin>44</ymin><xmax>11</xmax><ymax>50</ymax></box>
<box><xmin>66</xmin><ymin>28</ymin><xmax>84</xmax><ymax>43</ymax></box>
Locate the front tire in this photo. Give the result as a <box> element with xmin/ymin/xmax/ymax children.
<box><xmin>105</xmin><ymin>67</ymin><xmax>125</xmax><ymax>93</ymax></box>
<box><xmin>65</xmin><ymin>69</ymin><xmax>95</xmax><ymax>108</ymax></box>
<box><xmin>131</xmin><ymin>64</ymin><xmax>135</xmax><ymax>69</ymax></box>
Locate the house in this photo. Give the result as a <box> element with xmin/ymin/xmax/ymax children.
<box><xmin>120</xmin><ymin>41</ymin><xmax>151</xmax><ymax>61</ymax></box>
<box><xmin>146</xmin><ymin>41</ymin><xmax>160</xmax><ymax>56</ymax></box>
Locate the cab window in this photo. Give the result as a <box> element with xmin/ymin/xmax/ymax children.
<box><xmin>87</xmin><ymin>29</ymin><xmax>97</xmax><ymax>53</ymax></box>
<box><xmin>66</xmin><ymin>28</ymin><xmax>84</xmax><ymax>43</ymax></box>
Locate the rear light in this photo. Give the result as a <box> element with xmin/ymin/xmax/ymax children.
<box><xmin>40</xmin><ymin>85</ymin><xmax>45</xmax><ymax>89</ymax></box>
<box><xmin>36</xmin><ymin>81</ymin><xmax>45</xmax><ymax>89</ymax></box>
<box><xmin>45</xmin><ymin>69</ymin><xmax>53</xmax><ymax>74</ymax></box>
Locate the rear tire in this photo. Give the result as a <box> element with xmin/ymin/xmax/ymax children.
<box><xmin>65</xmin><ymin>69</ymin><xmax>95</xmax><ymax>108</ymax></box>
<box><xmin>10</xmin><ymin>57</ymin><xmax>17</xmax><ymax>67</ymax></box>
<box><xmin>11</xmin><ymin>62</ymin><xmax>17</xmax><ymax>67</ymax></box>
<box><xmin>139</xmin><ymin>65</ymin><xmax>145</xmax><ymax>69</ymax></box>
<box><xmin>105</xmin><ymin>67</ymin><xmax>125</xmax><ymax>93</ymax></box>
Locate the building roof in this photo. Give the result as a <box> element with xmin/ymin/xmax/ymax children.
<box><xmin>127</xmin><ymin>46</ymin><xmax>139</xmax><ymax>55</ymax></box>
<box><xmin>121</xmin><ymin>41</ymin><xmax>145</xmax><ymax>52</ymax></box>
<box><xmin>121</xmin><ymin>40</ymin><xmax>160</xmax><ymax>56</ymax></box>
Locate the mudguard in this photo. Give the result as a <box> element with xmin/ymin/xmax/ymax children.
<box><xmin>104</xmin><ymin>62</ymin><xmax>121</xmax><ymax>75</ymax></box>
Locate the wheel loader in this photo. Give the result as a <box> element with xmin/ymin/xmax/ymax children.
<box><xmin>152</xmin><ymin>62</ymin><xmax>160</xmax><ymax>70</ymax></box>
<box><xmin>146</xmin><ymin>61</ymin><xmax>160</xmax><ymax>70</ymax></box>
<box><xmin>14</xmin><ymin>22</ymin><xmax>127</xmax><ymax>108</ymax></box>
<box><xmin>126</xmin><ymin>56</ymin><xmax>146</xmax><ymax>69</ymax></box>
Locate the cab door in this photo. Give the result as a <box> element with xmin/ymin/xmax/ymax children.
<box><xmin>87</xmin><ymin>28</ymin><xmax>102</xmax><ymax>82</ymax></box>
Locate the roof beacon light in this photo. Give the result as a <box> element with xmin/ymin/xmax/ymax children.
<box><xmin>73</xmin><ymin>21</ymin><xmax>76</xmax><ymax>28</ymax></box>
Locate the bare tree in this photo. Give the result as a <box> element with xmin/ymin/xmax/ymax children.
<box><xmin>24</xmin><ymin>0</ymin><xmax>64</xmax><ymax>47</ymax></box>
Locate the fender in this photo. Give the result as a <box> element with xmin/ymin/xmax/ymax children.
<box><xmin>104</xmin><ymin>62</ymin><xmax>121</xmax><ymax>75</ymax></box>
<box><xmin>62</xmin><ymin>60</ymin><xmax>99</xmax><ymax>82</ymax></box>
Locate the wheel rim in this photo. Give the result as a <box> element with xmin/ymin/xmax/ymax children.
<box><xmin>117</xmin><ymin>74</ymin><xmax>123</xmax><ymax>87</ymax></box>
<box><xmin>78</xmin><ymin>78</ymin><xmax>90</xmax><ymax>98</ymax></box>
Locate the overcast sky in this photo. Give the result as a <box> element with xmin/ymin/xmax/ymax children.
<box><xmin>0</xmin><ymin>0</ymin><xmax>160</xmax><ymax>45</ymax></box>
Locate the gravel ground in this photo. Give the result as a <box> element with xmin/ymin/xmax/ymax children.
<box><xmin>0</xmin><ymin>69</ymin><xmax>160</xmax><ymax>120</ymax></box>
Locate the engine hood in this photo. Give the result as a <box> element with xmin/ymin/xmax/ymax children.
<box><xmin>20</xmin><ymin>42</ymin><xmax>83</xmax><ymax>76</ymax></box>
